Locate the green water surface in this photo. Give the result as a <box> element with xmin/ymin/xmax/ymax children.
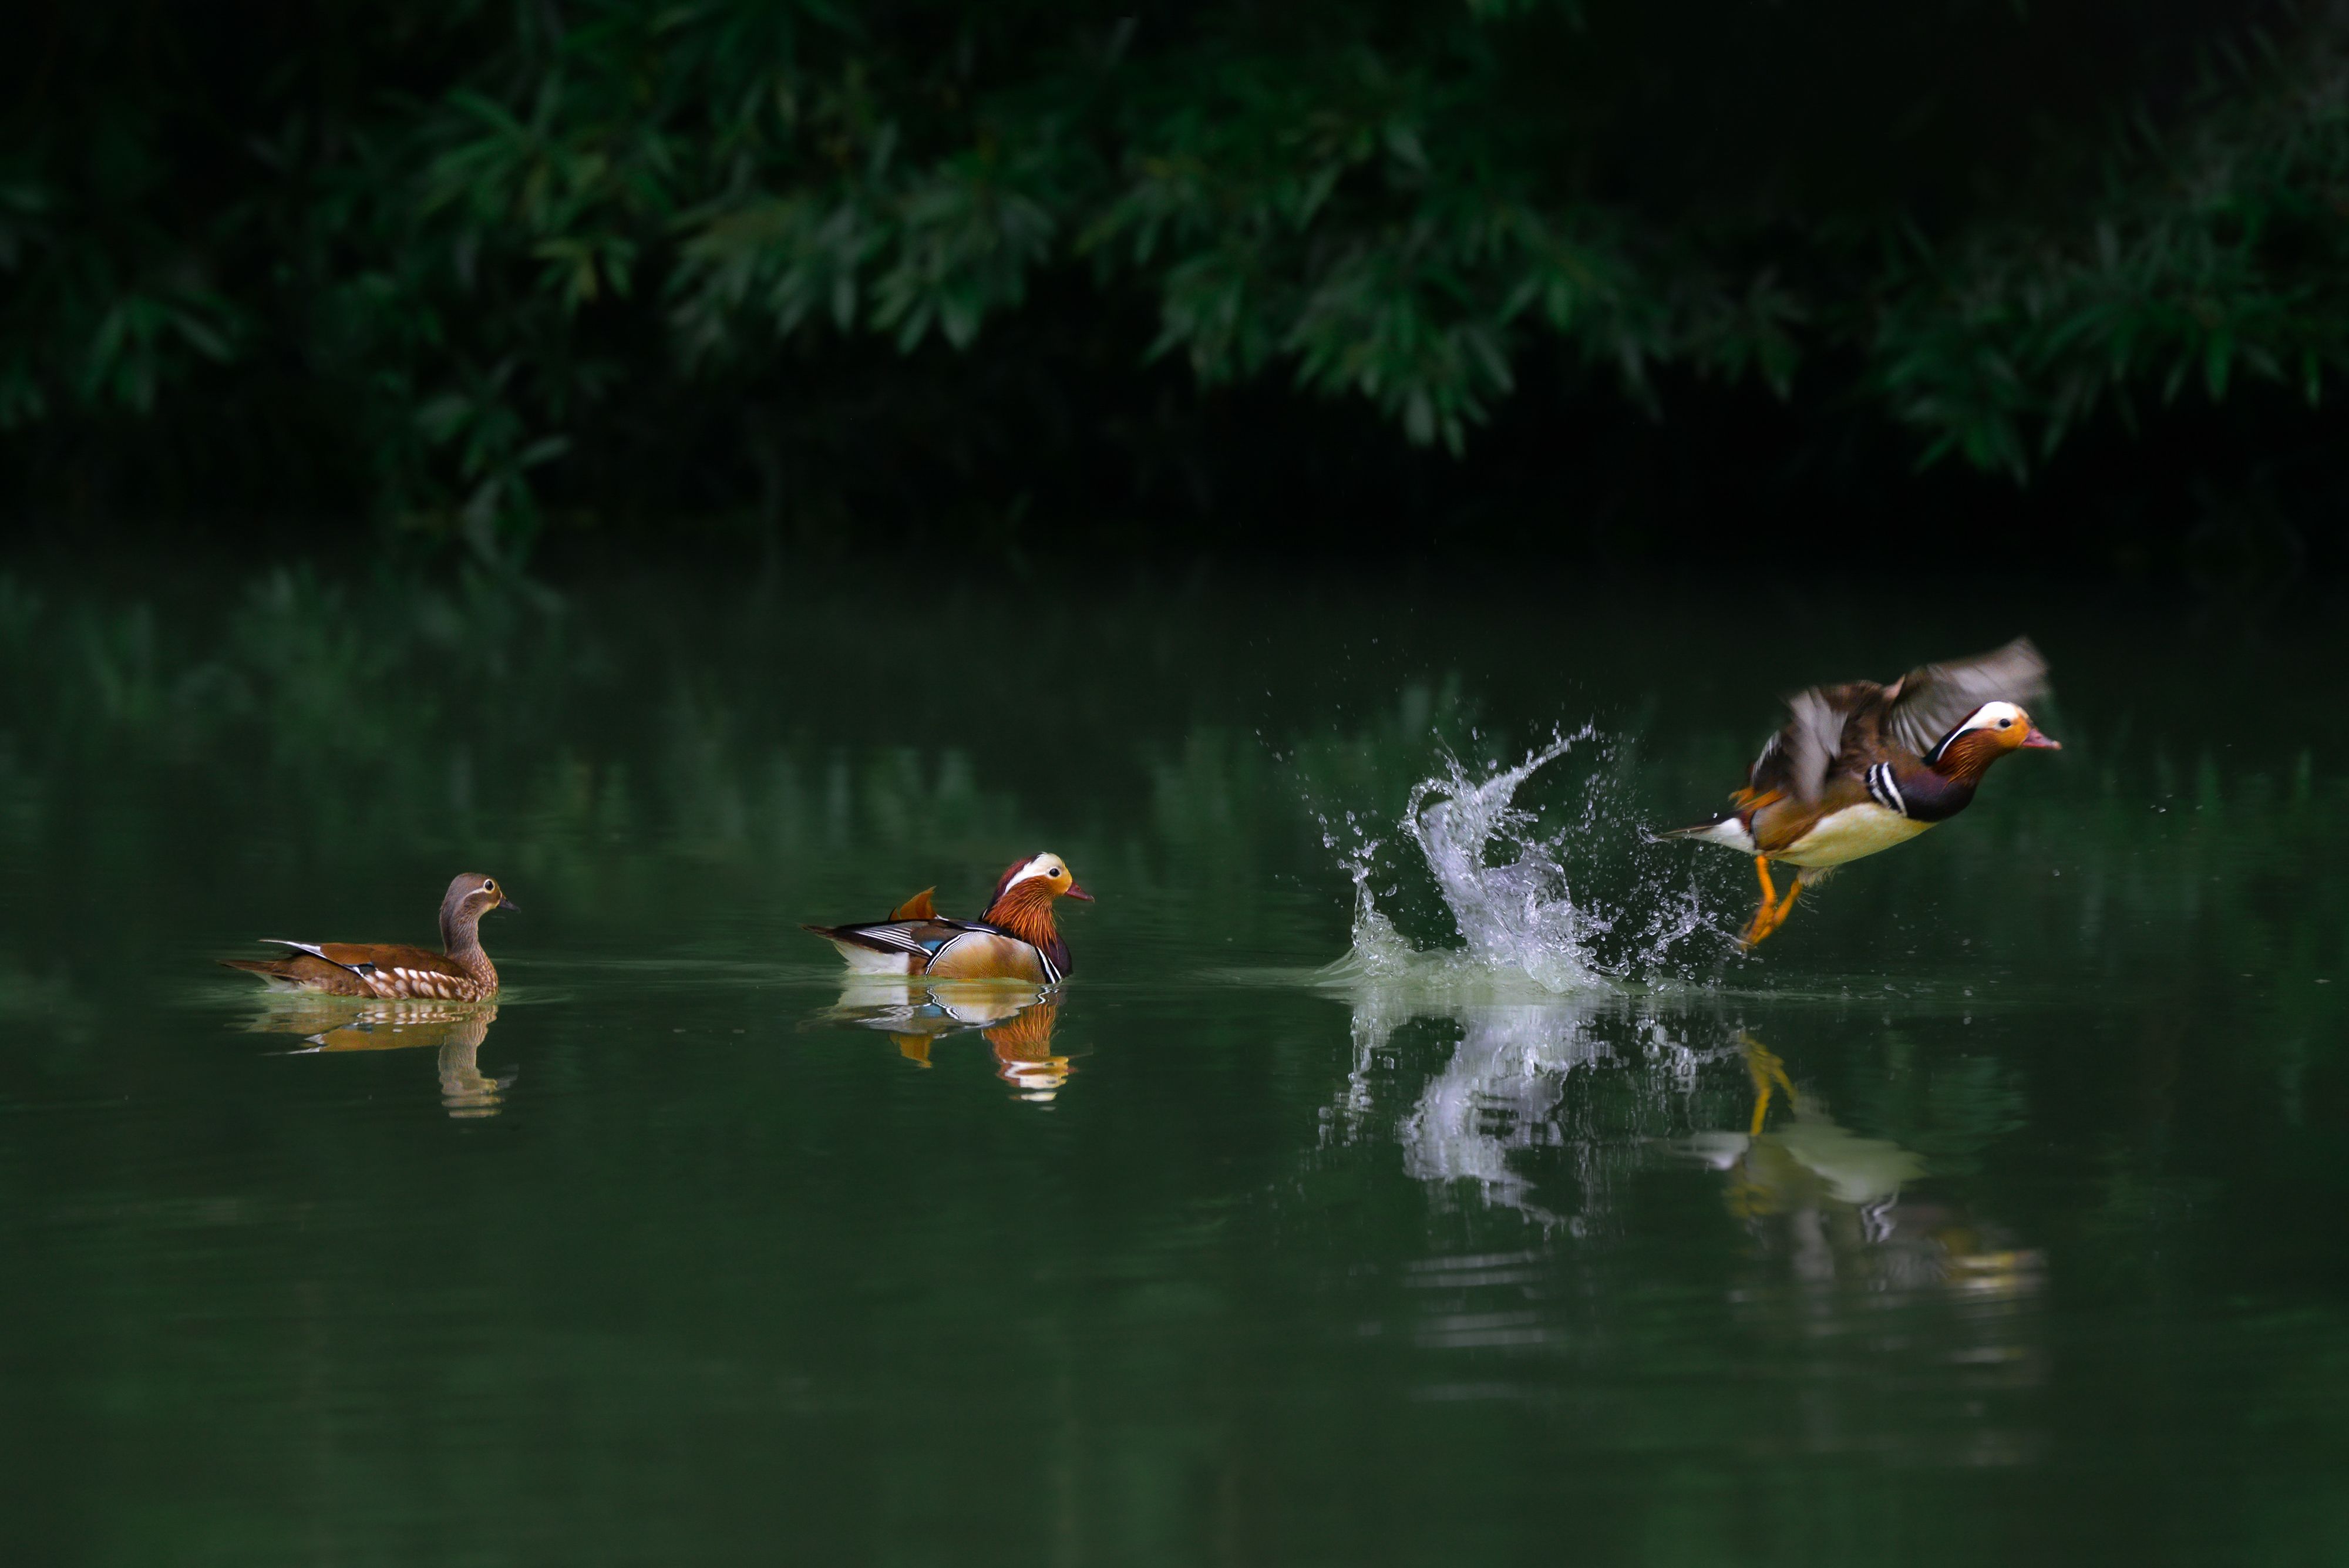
<box><xmin>1</xmin><ymin>570</ymin><xmax>2343</xmax><ymax>1566</ymax></box>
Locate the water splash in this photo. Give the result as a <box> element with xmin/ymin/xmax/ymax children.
<box><xmin>1319</xmin><ymin>727</ymin><xmax>1719</xmax><ymax>994</ymax></box>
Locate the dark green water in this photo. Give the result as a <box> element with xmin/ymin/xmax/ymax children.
<box><xmin>2</xmin><ymin>568</ymin><xmax>2344</xmax><ymax>1566</ymax></box>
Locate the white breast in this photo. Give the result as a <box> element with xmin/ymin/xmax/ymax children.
<box><xmin>1777</xmin><ymin>803</ymin><xmax>1935</xmax><ymax>868</ymax></box>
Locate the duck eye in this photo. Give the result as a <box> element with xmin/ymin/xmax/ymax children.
<box><xmin>1997</xmin><ymin>718</ymin><xmax>2013</xmax><ymax>729</ymax></box>
<box><xmin>483</xmin><ymin>880</ymin><xmax>497</xmax><ymax>892</ymax></box>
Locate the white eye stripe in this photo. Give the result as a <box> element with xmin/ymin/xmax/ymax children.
<box><xmin>1954</xmin><ymin>700</ymin><xmax>2025</xmax><ymax>735</ymax></box>
<box><xmin>1004</xmin><ymin>854</ymin><xmax>1068</xmax><ymax>888</ymax></box>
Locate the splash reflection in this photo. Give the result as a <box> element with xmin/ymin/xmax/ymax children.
<box><xmin>1335</xmin><ymin>988</ymin><xmax>2041</xmax><ymax>1295</ymax></box>
<box><xmin>1328</xmin><ymin>992</ymin><xmax>2048</xmax><ymax>1459</ymax></box>
<box><xmin>243</xmin><ymin>1000</ymin><xmax>510</xmax><ymax>1118</ymax></box>
<box><xmin>1333</xmin><ymin>981</ymin><xmax>1724</xmax><ymax>1228</ymax></box>
<box><xmin>817</xmin><ymin>980</ymin><xmax>1073</xmax><ymax>1102</ymax></box>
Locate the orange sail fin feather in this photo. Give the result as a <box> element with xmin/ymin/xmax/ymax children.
<box><xmin>889</xmin><ymin>887</ymin><xmax>939</xmax><ymax>921</ymax></box>
<box><xmin>1665</xmin><ymin>637</ymin><xmax>2059</xmax><ymax>949</ymax></box>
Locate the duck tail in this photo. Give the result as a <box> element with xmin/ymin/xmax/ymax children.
<box><xmin>803</xmin><ymin>923</ymin><xmax>922</xmax><ymax>974</ymax></box>
<box><xmin>1657</xmin><ymin>816</ymin><xmax>1758</xmax><ymax>852</ymax></box>
<box><xmin>218</xmin><ymin>957</ymin><xmax>308</xmax><ymax>990</ymax></box>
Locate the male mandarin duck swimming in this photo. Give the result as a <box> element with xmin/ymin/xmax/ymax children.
<box><xmin>1667</xmin><ymin>638</ymin><xmax>2059</xmax><ymax>947</ymax></box>
<box><xmin>219</xmin><ymin>873</ymin><xmax>514</xmax><ymax>1000</ymax></box>
<box><xmin>806</xmin><ymin>852</ymin><xmax>1093</xmax><ymax>983</ymax></box>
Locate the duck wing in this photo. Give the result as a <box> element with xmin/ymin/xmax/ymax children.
<box><xmin>224</xmin><ymin>941</ymin><xmax>477</xmax><ymax>998</ymax></box>
<box><xmin>1748</xmin><ymin>681</ymin><xmax>1882</xmax><ymax>803</ymax></box>
<box><xmin>1880</xmin><ymin>637</ymin><xmax>2051</xmax><ymax>759</ymax></box>
<box><xmin>806</xmin><ymin>917</ymin><xmax>985</xmax><ymax>963</ymax></box>
<box><xmin>265</xmin><ymin>941</ymin><xmax>467</xmax><ymax>981</ymax></box>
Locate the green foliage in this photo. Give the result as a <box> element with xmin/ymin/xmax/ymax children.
<box><xmin>2</xmin><ymin>0</ymin><xmax>2339</xmax><ymax>550</ymax></box>
<box><xmin>1871</xmin><ymin>25</ymin><xmax>2349</xmax><ymax>475</ymax></box>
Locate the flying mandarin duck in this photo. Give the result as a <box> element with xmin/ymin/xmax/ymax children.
<box><xmin>806</xmin><ymin>852</ymin><xmax>1093</xmax><ymax>983</ymax></box>
<box><xmin>220</xmin><ymin>873</ymin><xmax>515</xmax><ymax>1000</ymax></box>
<box><xmin>1667</xmin><ymin>638</ymin><xmax>2059</xmax><ymax>947</ymax></box>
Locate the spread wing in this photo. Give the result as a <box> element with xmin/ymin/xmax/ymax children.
<box><xmin>1746</xmin><ymin>684</ymin><xmax>1866</xmax><ymax>804</ymax></box>
<box><xmin>1782</xmin><ymin>687</ymin><xmax>1852</xmax><ymax>803</ymax></box>
<box><xmin>1882</xmin><ymin>637</ymin><xmax>2051</xmax><ymax>759</ymax></box>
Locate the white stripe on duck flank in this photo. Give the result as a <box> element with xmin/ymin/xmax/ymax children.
<box><xmin>1864</xmin><ymin>762</ymin><xmax>1908</xmax><ymax>817</ymax></box>
<box><xmin>932</xmin><ymin>929</ymin><xmax>1051</xmax><ymax>979</ymax></box>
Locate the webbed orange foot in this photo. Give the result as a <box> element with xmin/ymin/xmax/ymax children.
<box><xmin>1737</xmin><ymin>860</ymin><xmax>1802</xmax><ymax>949</ymax></box>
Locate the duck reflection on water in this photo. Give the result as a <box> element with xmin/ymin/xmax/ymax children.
<box><xmin>241</xmin><ymin>999</ymin><xmax>511</xmax><ymax>1118</ymax></box>
<box><xmin>1684</xmin><ymin>1034</ymin><xmax>2043</xmax><ymax>1300</ymax></box>
<box><xmin>1335</xmin><ymin>988</ymin><xmax>2041</xmax><ymax>1300</ymax></box>
<box><xmin>817</xmin><ymin>978</ymin><xmax>1073</xmax><ymax>1102</ymax></box>
<box><xmin>1329</xmin><ymin>992</ymin><xmax>2047</xmax><ymax>1456</ymax></box>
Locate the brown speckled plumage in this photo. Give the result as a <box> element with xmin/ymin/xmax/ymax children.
<box><xmin>221</xmin><ymin>873</ymin><xmax>514</xmax><ymax>1000</ymax></box>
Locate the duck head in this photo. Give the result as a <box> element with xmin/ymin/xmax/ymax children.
<box><xmin>1923</xmin><ymin>701</ymin><xmax>2061</xmax><ymax>782</ymax></box>
<box><xmin>980</xmin><ymin>851</ymin><xmax>1093</xmax><ymax>961</ymax></box>
<box><xmin>439</xmin><ymin>872</ymin><xmax>516</xmax><ymax>951</ymax></box>
<box><xmin>982</xmin><ymin>852</ymin><xmax>1093</xmax><ymax>916</ymax></box>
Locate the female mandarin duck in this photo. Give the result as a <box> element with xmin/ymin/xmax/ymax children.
<box><xmin>806</xmin><ymin>852</ymin><xmax>1093</xmax><ymax>983</ymax></box>
<box><xmin>220</xmin><ymin>873</ymin><xmax>514</xmax><ymax>1000</ymax></box>
<box><xmin>1668</xmin><ymin>638</ymin><xmax>2059</xmax><ymax>947</ymax></box>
